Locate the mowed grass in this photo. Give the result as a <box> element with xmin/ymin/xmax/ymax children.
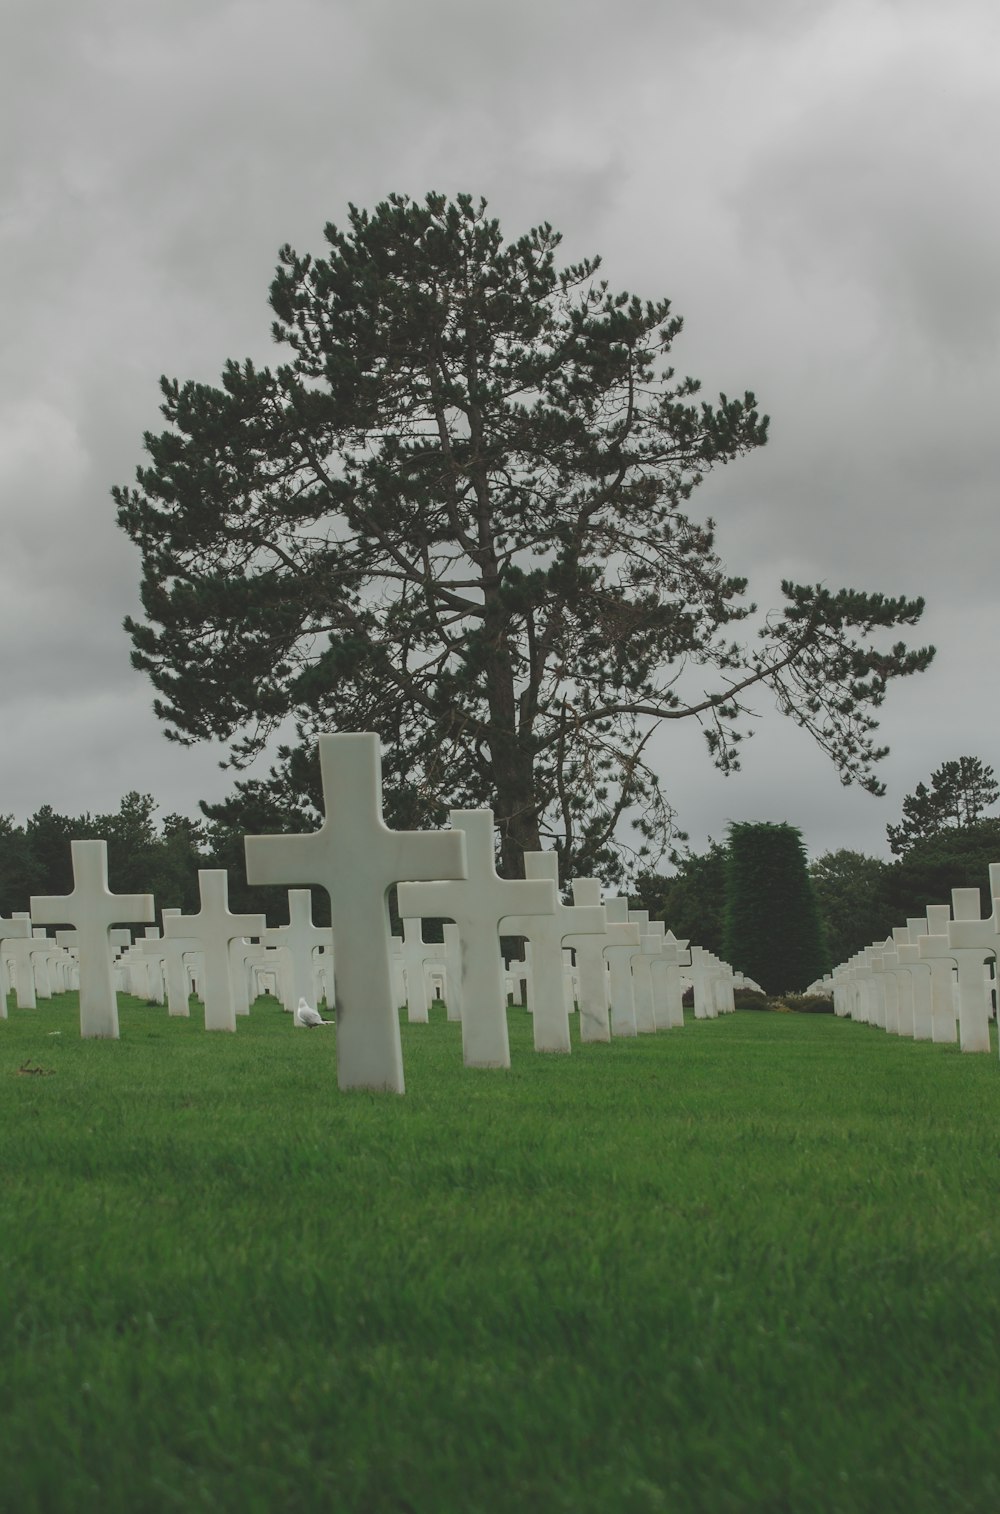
<box><xmin>1</xmin><ymin>994</ymin><xmax>998</xmax><ymax>1514</ymax></box>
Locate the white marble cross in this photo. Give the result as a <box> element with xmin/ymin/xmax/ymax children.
<box><xmin>29</xmin><ymin>930</ymin><xmax>55</xmax><ymax>999</ymax></box>
<box><xmin>903</xmin><ymin>918</ymin><xmax>934</xmax><ymax>1040</ymax></box>
<box><xmin>137</xmin><ymin>927</ymin><xmax>170</xmax><ymax>1007</ymax></box>
<box><xmin>942</xmin><ymin>878</ymin><xmax>999</xmax><ymax>1052</ymax></box>
<box><xmin>157</xmin><ymin>908</ymin><xmax>199</xmax><ymax>1016</ymax></box>
<box><xmin>628</xmin><ymin>911</ymin><xmax>659</xmax><ymax>1033</ymax></box>
<box><xmin>602</xmin><ymin>897</ymin><xmax>639</xmax><ymax>1037</ymax></box>
<box><xmin>30</xmin><ymin>840</ymin><xmax>154</xmax><ymax>1039</ymax></box>
<box><xmin>0</xmin><ymin>914</ymin><xmax>32</xmax><ymax>1017</ymax></box>
<box><xmin>916</xmin><ymin>904</ymin><xmax>957</xmax><ymax>1043</ymax></box>
<box><xmin>397</xmin><ymin>810</ymin><xmax>554</xmax><ymax>1068</ymax></box>
<box><xmin>505</xmin><ymin>852</ymin><xmax>605</xmax><ymax>1054</ymax></box>
<box><xmin>399</xmin><ymin>917</ymin><xmax>437</xmax><ymax>1024</ymax></box>
<box><xmin>868</xmin><ymin>942</ymin><xmax>896</xmax><ymax>1031</ymax></box>
<box><xmin>244</xmin><ymin>733</ymin><xmax>467</xmax><ymax>1093</ymax></box>
<box><xmin>657</xmin><ymin>930</ymin><xmax>690</xmax><ymax>1030</ymax></box>
<box><xmin>886</xmin><ymin>927</ymin><xmax>918</xmax><ymax>1037</ymax></box>
<box><xmin>565</xmin><ymin>879</ymin><xmax>613</xmax><ymax>1043</ymax></box>
<box><xmin>163</xmin><ymin>870</ymin><xmax>265</xmax><ymax>1033</ymax></box>
<box><xmin>687</xmin><ymin>944</ymin><xmax>719</xmax><ymax>1022</ymax></box>
<box><xmin>262</xmin><ymin>890</ymin><xmax>331</xmax><ymax>1019</ymax></box>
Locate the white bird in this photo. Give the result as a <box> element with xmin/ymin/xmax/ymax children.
<box><xmin>294</xmin><ymin>998</ymin><xmax>331</xmax><ymax>1027</ymax></box>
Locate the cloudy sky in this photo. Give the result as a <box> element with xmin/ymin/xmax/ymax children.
<box><xmin>2</xmin><ymin>0</ymin><xmax>997</xmax><ymax>866</ymax></box>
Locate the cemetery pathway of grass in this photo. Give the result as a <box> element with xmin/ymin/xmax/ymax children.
<box><xmin>1</xmin><ymin>993</ymin><xmax>998</xmax><ymax>1514</ymax></box>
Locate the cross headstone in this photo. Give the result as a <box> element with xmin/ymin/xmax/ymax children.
<box><xmin>244</xmin><ymin>733</ymin><xmax>467</xmax><ymax>1092</ymax></box>
<box><xmin>29</xmin><ymin>930</ymin><xmax>55</xmax><ymax>999</ymax></box>
<box><xmin>162</xmin><ymin>871</ymin><xmax>265</xmax><ymax>1033</ymax></box>
<box><xmin>627</xmin><ymin>912</ymin><xmax>663</xmax><ymax>1033</ymax></box>
<box><xmin>887</xmin><ymin>927</ymin><xmax>917</xmax><ymax>1037</ymax></box>
<box><xmin>400</xmin><ymin>917</ymin><xmax>437</xmax><ymax>1024</ymax></box>
<box><xmin>602</xmin><ymin>897</ymin><xmax>639</xmax><ymax>1037</ymax></box>
<box><xmin>0</xmin><ymin>914</ymin><xmax>32</xmax><ymax>1017</ymax></box>
<box><xmin>397</xmin><ymin>810</ymin><xmax>554</xmax><ymax>1068</ymax></box>
<box><xmin>157</xmin><ymin>908</ymin><xmax>199</xmax><ymax>1016</ymax></box>
<box><xmin>903</xmin><ymin>917</ymin><xmax>934</xmax><ymax>1040</ymax></box>
<box><xmin>30</xmin><ymin>840</ymin><xmax>154</xmax><ymax>1039</ymax></box>
<box><xmin>687</xmin><ymin>944</ymin><xmax>719</xmax><ymax>1022</ymax></box>
<box><xmin>868</xmin><ymin>943</ymin><xmax>895</xmax><ymax>1031</ymax></box>
<box><xmin>943</xmin><ymin>880</ymin><xmax>998</xmax><ymax>1052</ymax></box>
<box><xmin>657</xmin><ymin>930</ymin><xmax>691</xmax><ymax>1029</ymax></box>
<box><xmin>262</xmin><ymin>890</ymin><xmax>332</xmax><ymax>1020</ymax></box>
<box><xmin>505</xmin><ymin>852</ymin><xmax>605</xmax><ymax>1054</ymax></box>
<box><xmin>565</xmin><ymin>878</ymin><xmax>613</xmax><ymax>1043</ymax></box>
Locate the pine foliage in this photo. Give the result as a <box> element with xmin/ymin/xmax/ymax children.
<box><xmin>887</xmin><ymin>756</ymin><xmax>999</xmax><ymax>855</ymax></box>
<box><xmin>115</xmin><ymin>192</ymin><xmax>933</xmax><ymax>879</ymax></box>
<box><xmin>723</xmin><ymin>822</ymin><xmax>829</xmax><ymax>993</ymax></box>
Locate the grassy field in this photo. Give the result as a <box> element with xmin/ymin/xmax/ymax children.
<box><xmin>1</xmin><ymin>993</ymin><xmax>998</xmax><ymax>1514</ymax></box>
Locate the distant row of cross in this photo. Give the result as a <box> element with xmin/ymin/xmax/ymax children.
<box><xmin>810</xmin><ymin>868</ymin><xmax>1000</xmax><ymax>1053</ymax></box>
<box><xmin>0</xmin><ymin>734</ymin><xmax>752</xmax><ymax>1092</ymax></box>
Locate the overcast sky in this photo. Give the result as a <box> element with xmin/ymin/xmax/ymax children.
<box><xmin>2</xmin><ymin>0</ymin><xmax>997</xmax><ymax>867</ymax></box>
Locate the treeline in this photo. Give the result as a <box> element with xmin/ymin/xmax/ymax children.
<box><xmin>635</xmin><ymin>758</ymin><xmax>1000</xmax><ymax>974</ymax></box>
<box><xmin>636</xmin><ymin>818</ymin><xmax>1000</xmax><ymax>972</ymax></box>
<box><xmin>0</xmin><ymin>793</ymin><xmax>326</xmax><ymax>926</ymax></box>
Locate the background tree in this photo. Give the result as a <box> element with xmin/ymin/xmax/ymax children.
<box><xmin>0</xmin><ymin>815</ymin><xmax>43</xmax><ymax>916</ymax></box>
<box><xmin>115</xmin><ymin>192</ymin><xmax>933</xmax><ymax>881</ymax></box>
<box><xmin>887</xmin><ymin>756</ymin><xmax>999</xmax><ymax>855</ymax></box>
<box><xmin>0</xmin><ymin>797</ymin><xmax>207</xmax><ymax>920</ymax></box>
<box><xmin>881</xmin><ymin>818</ymin><xmax>1000</xmax><ymax>928</ymax></box>
<box><xmin>723</xmin><ymin>822</ymin><xmax>829</xmax><ymax>993</ymax></box>
<box><xmin>809</xmin><ymin>848</ymin><xmax>895</xmax><ymax>965</ymax></box>
<box><xmin>632</xmin><ymin>842</ymin><xmax>729</xmax><ymax>956</ymax></box>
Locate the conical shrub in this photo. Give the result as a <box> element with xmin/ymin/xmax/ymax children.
<box><xmin>723</xmin><ymin>821</ymin><xmax>829</xmax><ymax>994</ymax></box>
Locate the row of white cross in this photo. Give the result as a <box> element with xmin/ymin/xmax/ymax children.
<box><xmin>0</xmin><ymin>733</ymin><xmax>749</xmax><ymax>1092</ymax></box>
<box><xmin>814</xmin><ymin>864</ymin><xmax>1000</xmax><ymax>1053</ymax></box>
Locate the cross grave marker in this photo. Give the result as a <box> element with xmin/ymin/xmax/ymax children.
<box><xmin>397</xmin><ymin>810</ymin><xmax>555</xmax><ymax>1068</ymax></box>
<box><xmin>30</xmin><ymin>840</ymin><xmax>154</xmax><ymax>1039</ymax></box>
<box><xmin>244</xmin><ymin>733</ymin><xmax>467</xmax><ymax>1093</ymax></box>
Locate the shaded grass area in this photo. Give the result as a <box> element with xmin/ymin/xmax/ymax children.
<box><xmin>1</xmin><ymin>993</ymin><xmax>998</xmax><ymax>1513</ymax></box>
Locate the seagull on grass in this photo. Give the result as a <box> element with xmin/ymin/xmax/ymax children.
<box><xmin>294</xmin><ymin>998</ymin><xmax>332</xmax><ymax>1027</ymax></box>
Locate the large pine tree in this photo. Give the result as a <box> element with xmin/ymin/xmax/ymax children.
<box><xmin>116</xmin><ymin>193</ymin><xmax>932</xmax><ymax>879</ymax></box>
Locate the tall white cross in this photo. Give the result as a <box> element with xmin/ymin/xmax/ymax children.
<box><xmin>687</xmin><ymin>943</ymin><xmax>719</xmax><ymax>1022</ymax></box>
<box><xmin>565</xmin><ymin>879</ymin><xmax>613</xmax><ymax>1043</ymax></box>
<box><xmin>244</xmin><ymin>733</ymin><xmax>467</xmax><ymax>1093</ymax></box>
<box><xmin>137</xmin><ymin>928</ymin><xmax>169</xmax><ymax>1007</ymax></box>
<box><xmin>163</xmin><ymin>871</ymin><xmax>265</xmax><ymax>1033</ymax></box>
<box><xmin>0</xmin><ymin>914</ymin><xmax>32</xmax><ymax>1017</ymax></box>
<box><xmin>505</xmin><ymin>852</ymin><xmax>605</xmax><ymax>1054</ymax></box>
<box><xmin>656</xmin><ymin>930</ymin><xmax>691</xmax><ymax>1029</ymax></box>
<box><xmin>399</xmin><ymin>917</ymin><xmax>437</xmax><ymax>1024</ymax></box>
<box><xmin>30</xmin><ymin>840</ymin><xmax>154</xmax><ymax>1039</ymax></box>
<box><xmin>915</xmin><ymin>904</ymin><xmax>957</xmax><ymax>1043</ymax></box>
<box><xmin>628</xmin><ymin>911</ymin><xmax>659</xmax><ymax>1033</ymax></box>
<box><xmin>602</xmin><ymin>897</ymin><xmax>639</xmax><ymax>1037</ymax></box>
<box><xmin>865</xmin><ymin>938</ymin><xmax>895</xmax><ymax>1035</ymax></box>
<box><xmin>397</xmin><ymin>810</ymin><xmax>554</xmax><ymax>1069</ymax></box>
<box><xmin>903</xmin><ymin>918</ymin><xmax>934</xmax><ymax>1041</ymax></box>
<box><xmin>943</xmin><ymin>879</ymin><xmax>999</xmax><ymax>1052</ymax></box>
<box><xmin>262</xmin><ymin>890</ymin><xmax>332</xmax><ymax>1017</ymax></box>
<box><xmin>887</xmin><ymin>927</ymin><xmax>917</xmax><ymax>1037</ymax></box>
<box><xmin>157</xmin><ymin>908</ymin><xmax>199</xmax><ymax>1016</ymax></box>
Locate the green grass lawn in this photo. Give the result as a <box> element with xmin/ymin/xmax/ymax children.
<box><xmin>1</xmin><ymin>994</ymin><xmax>998</xmax><ymax>1514</ymax></box>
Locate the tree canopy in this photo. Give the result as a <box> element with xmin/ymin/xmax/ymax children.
<box><xmin>115</xmin><ymin>192</ymin><xmax>933</xmax><ymax>880</ymax></box>
<box><xmin>723</xmin><ymin>822</ymin><xmax>829</xmax><ymax>993</ymax></box>
<box><xmin>886</xmin><ymin>756</ymin><xmax>999</xmax><ymax>855</ymax></box>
